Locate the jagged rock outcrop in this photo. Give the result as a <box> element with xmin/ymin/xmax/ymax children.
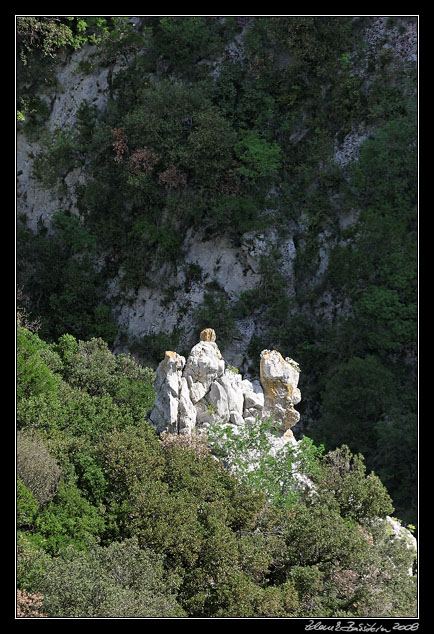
<box><xmin>260</xmin><ymin>349</ymin><xmax>301</xmax><ymax>436</ymax></box>
<box><xmin>149</xmin><ymin>328</ymin><xmax>301</xmax><ymax>443</ymax></box>
<box><xmin>148</xmin><ymin>351</ymin><xmax>186</xmax><ymax>434</ymax></box>
<box><xmin>385</xmin><ymin>517</ymin><xmax>418</xmax><ymax>576</ymax></box>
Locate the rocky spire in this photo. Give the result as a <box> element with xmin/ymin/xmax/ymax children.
<box><xmin>148</xmin><ymin>328</ymin><xmax>301</xmax><ymax>442</ymax></box>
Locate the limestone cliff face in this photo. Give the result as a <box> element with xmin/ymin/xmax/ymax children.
<box><xmin>17</xmin><ymin>45</ymin><xmax>114</xmax><ymax>231</ymax></box>
<box><xmin>16</xmin><ymin>16</ymin><xmax>417</xmax><ymax>377</ymax></box>
<box><xmin>108</xmin><ymin>226</ymin><xmax>297</xmax><ymax>372</ymax></box>
<box><xmin>260</xmin><ymin>349</ymin><xmax>301</xmax><ymax>436</ymax></box>
<box><xmin>14</xmin><ymin>31</ymin><xmax>313</xmax><ymax>373</ymax></box>
<box><xmin>149</xmin><ymin>329</ymin><xmax>301</xmax><ymax>447</ymax></box>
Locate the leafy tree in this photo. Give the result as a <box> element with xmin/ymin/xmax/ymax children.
<box><xmin>183</xmin><ymin>107</ymin><xmax>237</xmax><ymax>187</ymax></box>
<box><xmin>17</xmin><ymin>478</ymin><xmax>39</xmax><ymax>529</ymax></box>
<box><xmin>17</xmin><ymin>327</ymin><xmax>60</xmax><ymax>400</ymax></box>
<box><xmin>31</xmin><ymin>538</ymin><xmax>186</xmax><ymax>618</ymax></box>
<box><xmin>118</xmin><ymin>79</ymin><xmax>237</xmax><ymax>195</ymax></box>
<box><xmin>234</xmin><ymin>129</ymin><xmax>282</xmax><ymax>183</ymax></box>
<box><xmin>97</xmin><ymin>424</ymin><xmax>164</xmax><ymax>505</ymax></box>
<box><xmin>313</xmin><ymin>445</ymin><xmax>394</xmax><ymax>524</ymax></box>
<box><xmin>31</xmin><ymin>480</ymin><xmax>105</xmax><ymax>555</ymax></box>
<box><xmin>152</xmin><ymin>17</ymin><xmax>218</xmax><ymax>77</ymax></box>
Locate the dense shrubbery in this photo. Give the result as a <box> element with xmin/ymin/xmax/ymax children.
<box><xmin>17</xmin><ymin>14</ymin><xmax>417</xmax><ymax>553</ymax></box>
<box><xmin>16</xmin><ymin>325</ymin><xmax>416</xmax><ymax>618</ymax></box>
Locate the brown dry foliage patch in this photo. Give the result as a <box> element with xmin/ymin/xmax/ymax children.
<box><xmin>160</xmin><ymin>431</ymin><xmax>211</xmax><ymax>458</ymax></box>
<box><xmin>17</xmin><ymin>590</ymin><xmax>47</xmax><ymax>618</ymax></box>
<box><xmin>112</xmin><ymin>128</ymin><xmax>128</xmax><ymax>164</ymax></box>
<box><xmin>128</xmin><ymin>146</ymin><xmax>161</xmax><ymax>174</ymax></box>
<box><xmin>158</xmin><ymin>165</ymin><xmax>188</xmax><ymax>189</ymax></box>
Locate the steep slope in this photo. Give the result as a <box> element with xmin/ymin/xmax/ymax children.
<box><xmin>16</xmin><ymin>16</ymin><xmax>418</xmax><ymax>524</ymax></box>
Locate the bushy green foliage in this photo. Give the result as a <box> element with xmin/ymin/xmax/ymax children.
<box><xmin>313</xmin><ymin>445</ymin><xmax>394</xmax><ymax>524</ymax></box>
<box><xmin>31</xmin><ymin>480</ymin><xmax>105</xmax><ymax>555</ymax></box>
<box><xmin>16</xmin><ymin>327</ymin><xmax>60</xmax><ymax>400</ymax></box>
<box><xmin>17</xmin><ymin>533</ymin><xmax>51</xmax><ymax>591</ymax></box>
<box><xmin>153</xmin><ymin>17</ymin><xmax>215</xmax><ymax>74</ymax></box>
<box><xmin>54</xmin><ymin>335</ymin><xmax>155</xmax><ymax>413</ymax></box>
<box><xmin>31</xmin><ymin>538</ymin><xmax>186</xmax><ymax>618</ymax></box>
<box><xmin>16</xmin><ymin>16</ymin><xmax>130</xmax><ymax>65</ymax></box>
<box><xmin>113</xmin><ymin>80</ymin><xmax>236</xmax><ymax>193</ymax></box>
<box><xmin>17</xmin><ymin>326</ymin><xmax>416</xmax><ymax>618</ymax></box>
<box><xmin>234</xmin><ymin>130</ymin><xmax>282</xmax><ymax>183</ymax></box>
<box><xmin>149</xmin><ymin>16</ymin><xmax>234</xmax><ymax>80</ymax></box>
<box><xmin>17</xmin><ymin>334</ymin><xmax>155</xmax><ymax>441</ymax></box>
<box><xmin>18</xmin><ymin>383</ymin><xmax>134</xmax><ymax>439</ymax></box>
<box><xmin>300</xmin><ymin>112</ymin><xmax>416</xmax><ymax>522</ymax></box>
<box><xmin>17</xmin><ymin>478</ymin><xmax>39</xmax><ymax>529</ymax></box>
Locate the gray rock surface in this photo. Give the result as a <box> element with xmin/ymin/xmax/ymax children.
<box><xmin>148</xmin><ymin>329</ymin><xmax>301</xmax><ymax>444</ymax></box>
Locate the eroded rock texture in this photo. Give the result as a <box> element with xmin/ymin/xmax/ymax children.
<box><xmin>149</xmin><ymin>329</ymin><xmax>301</xmax><ymax>442</ymax></box>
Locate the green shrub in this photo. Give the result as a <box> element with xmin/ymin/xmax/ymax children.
<box><xmin>17</xmin><ymin>533</ymin><xmax>51</xmax><ymax>591</ymax></box>
<box><xmin>97</xmin><ymin>423</ymin><xmax>274</xmax><ymax>611</ymax></box>
<box><xmin>152</xmin><ymin>17</ymin><xmax>217</xmax><ymax>76</ymax></box>
<box><xmin>17</xmin><ymin>478</ymin><xmax>39</xmax><ymax>528</ymax></box>
<box><xmin>55</xmin><ymin>336</ymin><xmax>155</xmax><ymax>412</ymax></box>
<box><xmin>32</xmin><ymin>480</ymin><xmax>105</xmax><ymax>555</ymax></box>
<box><xmin>314</xmin><ymin>445</ymin><xmax>395</xmax><ymax>523</ymax></box>
<box><xmin>32</xmin><ymin>537</ymin><xmax>185</xmax><ymax>618</ymax></box>
<box><xmin>17</xmin><ymin>327</ymin><xmax>60</xmax><ymax>400</ymax></box>
<box><xmin>183</xmin><ymin>107</ymin><xmax>236</xmax><ymax>187</ymax></box>
<box><xmin>17</xmin><ymin>383</ymin><xmax>137</xmax><ymax>440</ymax></box>
<box><xmin>234</xmin><ymin>129</ymin><xmax>282</xmax><ymax>183</ymax></box>
<box><xmin>97</xmin><ymin>424</ymin><xmax>164</xmax><ymax>504</ymax></box>
<box><xmin>119</xmin><ymin>80</ymin><xmax>237</xmax><ymax>192</ymax></box>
